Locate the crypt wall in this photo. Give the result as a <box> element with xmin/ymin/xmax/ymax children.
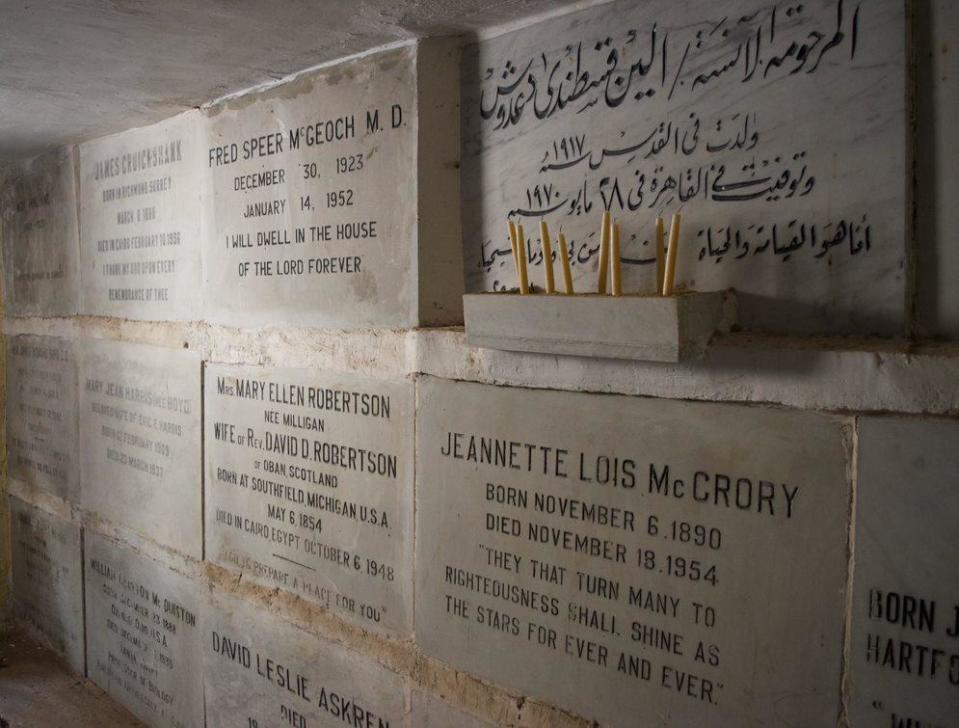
<box><xmin>1</xmin><ymin>2</ymin><xmax>957</xmax><ymax>727</ymax></box>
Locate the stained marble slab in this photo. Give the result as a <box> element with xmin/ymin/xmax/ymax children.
<box><xmin>9</xmin><ymin>496</ymin><xmax>84</xmax><ymax>673</ymax></box>
<box><xmin>205</xmin><ymin>363</ymin><xmax>414</xmax><ymax>636</ymax></box>
<box><xmin>79</xmin><ymin>339</ymin><xmax>201</xmax><ymax>557</ymax></box>
<box><xmin>203</xmin><ymin>46</ymin><xmax>418</xmax><ymax>329</ymax></box>
<box><xmin>204</xmin><ymin>588</ymin><xmax>407</xmax><ymax>728</ymax></box>
<box><xmin>415</xmin><ymin>376</ymin><xmax>851</xmax><ymax>728</ymax></box>
<box><xmin>461</xmin><ymin>0</ymin><xmax>907</xmax><ymax>335</ymax></box>
<box><xmin>78</xmin><ymin>110</ymin><xmax>204</xmax><ymax>321</ymax></box>
<box><xmin>5</xmin><ymin>334</ymin><xmax>78</xmax><ymax>503</ymax></box>
<box><xmin>411</xmin><ymin>692</ymin><xmax>496</xmax><ymax>728</ymax></box>
<box><xmin>848</xmin><ymin>417</ymin><xmax>959</xmax><ymax>727</ymax></box>
<box><xmin>84</xmin><ymin>530</ymin><xmax>204</xmax><ymax>728</ymax></box>
<box><xmin>0</xmin><ymin>146</ymin><xmax>80</xmax><ymax>316</ymax></box>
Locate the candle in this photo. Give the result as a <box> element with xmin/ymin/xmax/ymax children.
<box><xmin>597</xmin><ymin>211</ymin><xmax>611</xmax><ymax>294</ymax></box>
<box><xmin>539</xmin><ymin>220</ymin><xmax>556</xmax><ymax>294</ymax></box>
<box><xmin>516</xmin><ymin>223</ymin><xmax>530</xmax><ymax>294</ymax></box>
<box><xmin>508</xmin><ymin>220</ymin><xmax>521</xmax><ymax>289</ymax></box>
<box><xmin>662</xmin><ymin>213</ymin><xmax>681</xmax><ymax>296</ymax></box>
<box><xmin>557</xmin><ymin>232</ymin><xmax>574</xmax><ymax>294</ymax></box>
<box><xmin>611</xmin><ymin>222</ymin><xmax>623</xmax><ymax>296</ymax></box>
<box><xmin>655</xmin><ymin>217</ymin><xmax>666</xmax><ymax>295</ymax></box>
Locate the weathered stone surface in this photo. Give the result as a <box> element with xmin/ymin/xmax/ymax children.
<box><xmin>848</xmin><ymin>417</ymin><xmax>959</xmax><ymax>727</ymax></box>
<box><xmin>411</xmin><ymin>692</ymin><xmax>495</xmax><ymax>728</ymax></box>
<box><xmin>416</xmin><ymin>328</ymin><xmax>959</xmax><ymax>416</ymax></box>
<box><xmin>462</xmin><ymin>0</ymin><xmax>907</xmax><ymax>335</ymax></box>
<box><xmin>0</xmin><ymin>146</ymin><xmax>79</xmax><ymax>316</ymax></box>
<box><xmin>84</xmin><ymin>530</ymin><xmax>203</xmax><ymax>728</ymax></box>
<box><xmin>205</xmin><ymin>363</ymin><xmax>413</xmax><ymax>636</ymax></box>
<box><xmin>9</xmin><ymin>496</ymin><xmax>84</xmax><ymax>673</ymax></box>
<box><xmin>5</xmin><ymin>334</ymin><xmax>78</xmax><ymax>502</ymax></box>
<box><xmin>415</xmin><ymin>376</ymin><xmax>851</xmax><ymax>728</ymax></box>
<box><xmin>203</xmin><ymin>46</ymin><xmax>417</xmax><ymax>329</ymax></box>
<box><xmin>78</xmin><ymin>110</ymin><xmax>203</xmax><ymax>320</ymax></box>
<box><xmin>204</xmin><ymin>588</ymin><xmax>407</xmax><ymax>728</ymax></box>
<box><xmin>79</xmin><ymin>339</ymin><xmax>201</xmax><ymax>557</ymax></box>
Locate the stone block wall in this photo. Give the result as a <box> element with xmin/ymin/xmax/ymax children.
<box><xmin>1</xmin><ymin>2</ymin><xmax>957</xmax><ymax>727</ymax></box>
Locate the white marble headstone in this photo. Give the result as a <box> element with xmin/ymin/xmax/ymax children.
<box><xmin>5</xmin><ymin>334</ymin><xmax>78</xmax><ymax>503</ymax></box>
<box><xmin>203</xmin><ymin>46</ymin><xmax>417</xmax><ymax>329</ymax></box>
<box><xmin>462</xmin><ymin>0</ymin><xmax>907</xmax><ymax>335</ymax></box>
<box><xmin>848</xmin><ymin>417</ymin><xmax>959</xmax><ymax>726</ymax></box>
<box><xmin>204</xmin><ymin>588</ymin><xmax>407</xmax><ymax>728</ymax></box>
<box><xmin>415</xmin><ymin>376</ymin><xmax>851</xmax><ymax>728</ymax></box>
<box><xmin>9</xmin><ymin>496</ymin><xmax>84</xmax><ymax>673</ymax></box>
<box><xmin>0</xmin><ymin>146</ymin><xmax>80</xmax><ymax>316</ymax></box>
<box><xmin>79</xmin><ymin>339</ymin><xmax>201</xmax><ymax>557</ymax></box>
<box><xmin>78</xmin><ymin>110</ymin><xmax>204</xmax><ymax>320</ymax></box>
<box><xmin>205</xmin><ymin>363</ymin><xmax>414</xmax><ymax>636</ymax></box>
<box><xmin>84</xmin><ymin>531</ymin><xmax>204</xmax><ymax>728</ymax></box>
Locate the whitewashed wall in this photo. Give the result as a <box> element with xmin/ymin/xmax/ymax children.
<box><xmin>1</xmin><ymin>2</ymin><xmax>957</xmax><ymax>727</ymax></box>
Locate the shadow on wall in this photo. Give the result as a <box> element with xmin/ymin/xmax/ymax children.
<box><xmin>915</xmin><ymin>0</ymin><xmax>958</xmax><ymax>337</ymax></box>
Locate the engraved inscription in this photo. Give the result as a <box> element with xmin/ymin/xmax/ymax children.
<box><xmin>462</xmin><ymin>0</ymin><xmax>907</xmax><ymax>334</ymax></box>
<box><xmin>416</xmin><ymin>377</ymin><xmax>850</xmax><ymax>728</ymax></box>
<box><xmin>205</xmin><ymin>364</ymin><xmax>413</xmax><ymax>636</ymax></box>
<box><xmin>80</xmin><ymin>339</ymin><xmax>201</xmax><ymax>556</ymax></box>
<box><xmin>203</xmin><ymin>47</ymin><xmax>416</xmax><ymax>328</ymax></box>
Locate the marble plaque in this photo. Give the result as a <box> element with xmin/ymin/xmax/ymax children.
<box><xmin>205</xmin><ymin>588</ymin><xmax>407</xmax><ymax>728</ymax></box>
<box><xmin>848</xmin><ymin>417</ymin><xmax>959</xmax><ymax>726</ymax></box>
<box><xmin>462</xmin><ymin>0</ymin><xmax>907</xmax><ymax>335</ymax></box>
<box><xmin>9</xmin><ymin>497</ymin><xmax>84</xmax><ymax>673</ymax></box>
<box><xmin>415</xmin><ymin>377</ymin><xmax>851</xmax><ymax>728</ymax></box>
<box><xmin>205</xmin><ymin>364</ymin><xmax>413</xmax><ymax>636</ymax></box>
<box><xmin>79</xmin><ymin>110</ymin><xmax>204</xmax><ymax>320</ymax></box>
<box><xmin>84</xmin><ymin>531</ymin><xmax>204</xmax><ymax>728</ymax></box>
<box><xmin>0</xmin><ymin>146</ymin><xmax>80</xmax><ymax>316</ymax></box>
<box><xmin>79</xmin><ymin>339</ymin><xmax>201</xmax><ymax>557</ymax></box>
<box><xmin>203</xmin><ymin>46</ymin><xmax>416</xmax><ymax>329</ymax></box>
<box><xmin>6</xmin><ymin>334</ymin><xmax>78</xmax><ymax>502</ymax></box>
<box><xmin>411</xmin><ymin>693</ymin><xmax>495</xmax><ymax>728</ymax></box>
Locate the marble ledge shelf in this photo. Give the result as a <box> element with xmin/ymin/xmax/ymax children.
<box><xmin>3</xmin><ymin>315</ymin><xmax>959</xmax><ymax>413</ymax></box>
<box><xmin>463</xmin><ymin>291</ymin><xmax>736</xmax><ymax>363</ymax></box>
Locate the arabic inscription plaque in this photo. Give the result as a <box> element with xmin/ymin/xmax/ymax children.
<box><xmin>462</xmin><ymin>0</ymin><xmax>907</xmax><ymax>335</ymax></box>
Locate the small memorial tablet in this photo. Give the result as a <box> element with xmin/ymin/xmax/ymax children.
<box><xmin>85</xmin><ymin>531</ymin><xmax>204</xmax><ymax>728</ymax></box>
<box><xmin>205</xmin><ymin>588</ymin><xmax>407</xmax><ymax>728</ymax></box>
<box><xmin>79</xmin><ymin>110</ymin><xmax>203</xmax><ymax>320</ymax></box>
<box><xmin>848</xmin><ymin>417</ymin><xmax>959</xmax><ymax>726</ymax></box>
<box><xmin>203</xmin><ymin>47</ymin><xmax>417</xmax><ymax>329</ymax></box>
<box><xmin>416</xmin><ymin>377</ymin><xmax>850</xmax><ymax>728</ymax></box>
<box><xmin>1</xmin><ymin>146</ymin><xmax>80</xmax><ymax>316</ymax></box>
<box><xmin>462</xmin><ymin>0</ymin><xmax>907</xmax><ymax>335</ymax></box>
<box><xmin>6</xmin><ymin>334</ymin><xmax>78</xmax><ymax>503</ymax></box>
<box><xmin>80</xmin><ymin>339</ymin><xmax>201</xmax><ymax>557</ymax></box>
<box><xmin>205</xmin><ymin>363</ymin><xmax>413</xmax><ymax>636</ymax></box>
<box><xmin>9</xmin><ymin>497</ymin><xmax>84</xmax><ymax>673</ymax></box>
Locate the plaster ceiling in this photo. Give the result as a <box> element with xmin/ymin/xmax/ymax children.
<box><xmin>0</xmin><ymin>0</ymin><xmax>586</xmax><ymax>164</ymax></box>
